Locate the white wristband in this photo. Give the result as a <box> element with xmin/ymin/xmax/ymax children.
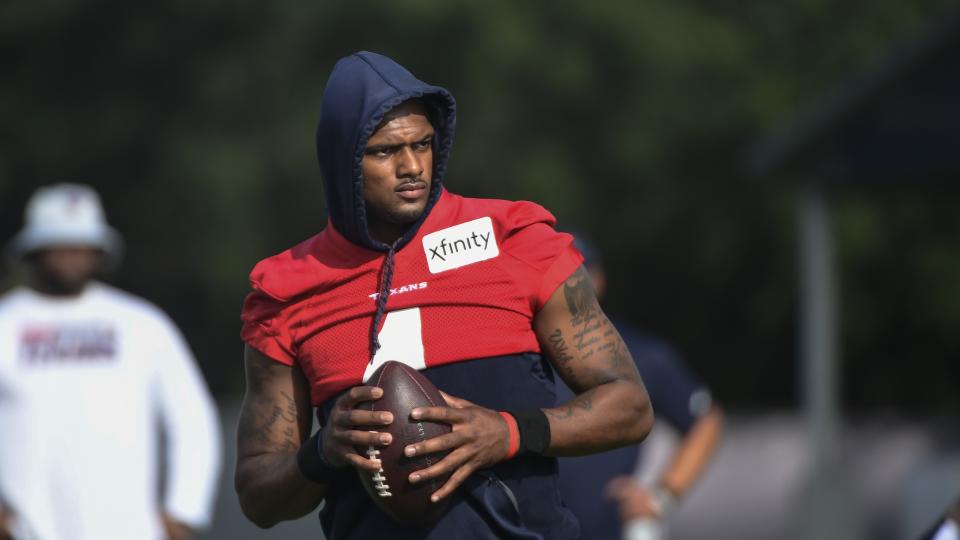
<box><xmin>624</xmin><ymin>518</ymin><xmax>665</xmax><ymax>540</ymax></box>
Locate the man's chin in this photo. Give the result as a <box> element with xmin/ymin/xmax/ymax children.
<box><xmin>34</xmin><ymin>277</ymin><xmax>90</xmax><ymax>296</ymax></box>
<box><xmin>385</xmin><ymin>204</ymin><xmax>428</xmax><ymax>226</ymax></box>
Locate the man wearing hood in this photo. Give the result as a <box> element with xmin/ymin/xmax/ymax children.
<box><xmin>235</xmin><ymin>51</ymin><xmax>653</xmax><ymax>539</ymax></box>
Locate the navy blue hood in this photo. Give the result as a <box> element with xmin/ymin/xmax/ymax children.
<box><xmin>315</xmin><ymin>51</ymin><xmax>457</xmax><ymax>252</ymax></box>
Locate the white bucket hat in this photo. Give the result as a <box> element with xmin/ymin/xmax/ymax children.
<box><xmin>6</xmin><ymin>183</ymin><xmax>123</xmax><ymax>262</ymax></box>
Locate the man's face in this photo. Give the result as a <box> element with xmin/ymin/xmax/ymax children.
<box><xmin>27</xmin><ymin>246</ymin><xmax>102</xmax><ymax>295</ymax></box>
<box><xmin>361</xmin><ymin>100</ymin><xmax>434</xmax><ymax>242</ymax></box>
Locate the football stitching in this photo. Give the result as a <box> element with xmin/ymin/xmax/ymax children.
<box><xmin>365</xmin><ymin>365</ymin><xmax>393</xmax><ymax>497</ymax></box>
<box><xmin>366</xmin><ymin>444</ymin><xmax>392</xmax><ymax>497</ymax></box>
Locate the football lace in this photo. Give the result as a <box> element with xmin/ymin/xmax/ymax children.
<box><xmin>366</xmin><ymin>445</ymin><xmax>392</xmax><ymax>497</ymax></box>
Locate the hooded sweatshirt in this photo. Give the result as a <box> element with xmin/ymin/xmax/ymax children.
<box><xmin>241</xmin><ymin>51</ymin><xmax>582</xmax><ymax>540</ymax></box>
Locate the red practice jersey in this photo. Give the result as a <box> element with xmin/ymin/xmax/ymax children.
<box><xmin>241</xmin><ymin>190</ymin><xmax>583</xmax><ymax>405</ymax></box>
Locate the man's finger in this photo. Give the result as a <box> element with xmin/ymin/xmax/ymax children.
<box><xmin>339</xmin><ymin>385</ymin><xmax>383</xmax><ymax>408</ymax></box>
<box><xmin>429</xmin><ymin>462</ymin><xmax>476</xmax><ymax>502</ymax></box>
<box><xmin>403</xmin><ymin>431</ymin><xmax>463</xmax><ymax>460</ymax></box>
<box><xmin>438</xmin><ymin>390</ymin><xmax>474</xmax><ymax>409</ymax></box>
<box><xmin>408</xmin><ymin>446</ymin><xmax>469</xmax><ymax>485</ymax></box>
<box><xmin>411</xmin><ymin>405</ymin><xmax>463</xmax><ymax>423</ymax></box>
<box><xmin>333</xmin><ymin>428</ymin><xmax>392</xmax><ymax>447</ymax></box>
<box><xmin>336</xmin><ymin>408</ymin><xmax>393</xmax><ymax>427</ymax></box>
<box><xmin>342</xmin><ymin>451</ymin><xmax>384</xmax><ymax>473</ymax></box>
<box><xmin>331</xmin><ymin>408</ymin><xmax>391</xmax><ymax>429</ymax></box>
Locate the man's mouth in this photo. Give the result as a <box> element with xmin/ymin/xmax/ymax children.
<box><xmin>396</xmin><ymin>181</ymin><xmax>427</xmax><ymax>200</ymax></box>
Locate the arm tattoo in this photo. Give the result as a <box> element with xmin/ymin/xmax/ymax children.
<box><xmin>544</xmin><ymin>390</ymin><xmax>594</xmax><ymax>420</ymax></box>
<box><xmin>544</xmin><ymin>268</ymin><xmax>642</xmax><ymax>422</ymax></box>
<box><xmin>238</xmin><ymin>360</ymin><xmax>301</xmax><ymax>453</ymax></box>
<box><xmin>548</xmin><ymin>329</ymin><xmax>575</xmax><ymax>365</ymax></box>
<box><xmin>562</xmin><ymin>268</ymin><xmax>594</xmax><ymax>311</ymax></box>
<box><xmin>280</xmin><ymin>391</ymin><xmax>298</xmax><ymax>447</ymax></box>
<box><xmin>564</xmin><ymin>270</ymin><xmax>605</xmax><ymax>353</ymax></box>
<box><xmin>564</xmin><ymin>269</ymin><xmax>596</xmax><ymax>325</ymax></box>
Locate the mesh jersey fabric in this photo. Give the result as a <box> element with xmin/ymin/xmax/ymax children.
<box><xmin>241</xmin><ymin>189</ymin><xmax>583</xmax><ymax>405</ymax></box>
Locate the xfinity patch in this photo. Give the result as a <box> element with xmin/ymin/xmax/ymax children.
<box><xmin>423</xmin><ymin>217</ymin><xmax>499</xmax><ymax>273</ymax></box>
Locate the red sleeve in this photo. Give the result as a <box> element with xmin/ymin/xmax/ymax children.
<box><xmin>499</xmin><ymin>202</ymin><xmax>585</xmax><ymax>311</ymax></box>
<box><xmin>240</xmin><ymin>282</ymin><xmax>297</xmax><ymax>366</ymax></box>
<box><xmin>537</xmin><ymin>238</ymin><xmax>583</xmax><ymax>309</ymax></box>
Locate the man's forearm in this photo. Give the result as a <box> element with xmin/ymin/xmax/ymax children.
<box><xmin>235</xmin><ymin>452</ymin><xmax>326</xmax><ymax>528</ymax></box>
<box><xmin>542</xmin><ymin>379</ymin><xmax>653</xmax><ymax>457</ymax></box>
<box><xmin>532</xmin><ymin>267</ymin><xmax>654</xmax><ymax>457</ymax></box>
<box><xmin>659</xmin><ymin>406</ymin><xmax>723</xmax><ymax>497</ymax></box>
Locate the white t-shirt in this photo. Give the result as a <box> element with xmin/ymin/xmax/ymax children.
<box><xmin>0</xmin><ymin>283</ymin><xmax>221</xmax><ymax>540</ymax></box>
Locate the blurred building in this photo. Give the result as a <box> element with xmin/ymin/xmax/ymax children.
<box><xmin>748</xmin><ymin>8</ymin><xmax>960</xmax><ymax>540</ymax></box>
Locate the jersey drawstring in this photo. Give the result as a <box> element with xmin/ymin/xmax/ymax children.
<box><xmin>369</xmin><ymin>243</ymin><xmax>397</xmax><ymax>362</ymax></box>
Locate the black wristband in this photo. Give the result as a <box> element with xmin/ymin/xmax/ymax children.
<box><xmin>505</xmin><ymin>408</ymin><xmax>551</xmax><ymax>455</ymax></box>
<box><xmin>296</xmin><ymin>429</ymin><xmax>344</xmax><ymax>484</ymax></box>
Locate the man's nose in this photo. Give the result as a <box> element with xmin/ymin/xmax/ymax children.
<box><xmin>396</xmin><ymin>147</ymin><xmax>424</xmax><ymax>178</ymax></box>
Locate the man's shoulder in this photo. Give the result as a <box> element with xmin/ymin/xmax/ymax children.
<box><xmin>249</xmin><ymin>233</ymin><xmax>319</xmax><ymax>276</ymax></box>
<box><xmin>247</xmin><ymin>230</ymin><xmax>350</xmax><ymax>302</ymax></box>
<box><xmin>445</xmin><ymin>193</ymin><xmax>557</xmax><ymax>232</ymax></box>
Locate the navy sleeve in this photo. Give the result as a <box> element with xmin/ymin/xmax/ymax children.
<box><xmin>617</xmin><ymin>322</ymin><xmax>712</xmax><ymax>434</ymax></box>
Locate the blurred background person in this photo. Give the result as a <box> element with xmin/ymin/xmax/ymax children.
<box><xmin>0</xmin><ymin>184</ymin><xmax>222</xmax><ymax>540</ymax></box>
<box><xmin>556</xmin><ymin>232</ymin><xmax>724</xmax><ymax>540</ymax></box>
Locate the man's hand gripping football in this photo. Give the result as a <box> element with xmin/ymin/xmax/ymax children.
<box><xmin>403</xmin><ymin>391</ymin><xmax>511</xmax><ymax>502</ymax></box>
<box><xmin>321</xmin><ymin>386</ymin><xmax>394</xmax><ymax>474</ymax></box>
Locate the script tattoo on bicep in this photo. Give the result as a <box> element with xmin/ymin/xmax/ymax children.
<box><xmin>564</xmin><ymin>269</ymin><xmax>596</xmax><ymax>325</ymax></box>
<box><xmin>564</xmin><ymin>269</ymin><xmax>605</xmax><ymax>352</ymax></box>
<box><xmin>238</xmin><ymin>358</ymin><xmax>300</xmax><ymax>453</ymax></box>
<box><xmin>548</xmin><ymin>329</ymin><xmax>574</xmax><ymax>365</ymax></box>
<box><xmin>549</xmin><ymin>268</ymin><xmax>641</xmax><ymax>403</ymax></box>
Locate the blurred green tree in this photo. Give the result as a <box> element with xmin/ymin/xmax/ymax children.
<box><xmin>0</xmin><ymin>0</ymin><xmax>956</xmax><ymax>412</ymax></box>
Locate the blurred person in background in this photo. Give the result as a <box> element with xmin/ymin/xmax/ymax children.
<box><xmin>0</xmin><ymin>184</ymin><xmax>221</xmax><ymax>540</ymax></box>
<box><xmin>556</xmin><ymin>232</ymin><xmax>724</xmax><ymax>540</ymax></box>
